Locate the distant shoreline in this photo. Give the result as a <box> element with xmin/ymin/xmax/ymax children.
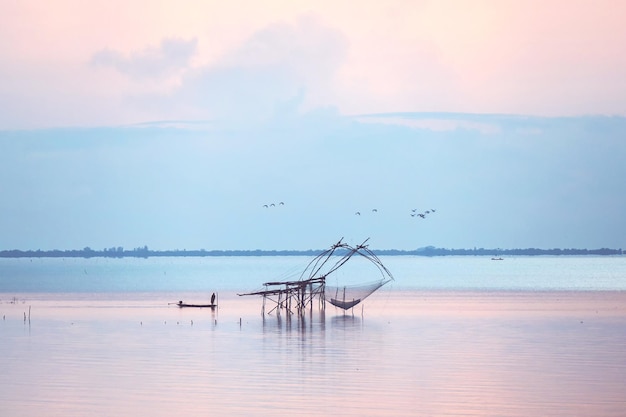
<box><xmin>0</xmin><ymin>247</ymin><xmax>622</xmax><ymax>258</ymax></box>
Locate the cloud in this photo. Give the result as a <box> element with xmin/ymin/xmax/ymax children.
<box><xmin>138</xmin><ymin>16</ymin><xmax>349</xmax><ymax>122</ymax></box>
<box><xmin>91</xmin><ymin>37</ymin><xmax>198</xmax><ymax>79</ymax></box>
<box><xmin>355</xmin><ymin>115</ymin><xmax>502</xmax><ymax>134</ymax></box>
<box><xmin>223</xmin><ymin>15</ymin><xmax>348</xmax><ymax>87</ymax></box>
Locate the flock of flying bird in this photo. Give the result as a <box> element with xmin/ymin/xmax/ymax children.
<box><xmin>262</xmin><ymin>202</ymin><xmax>285</xmax><ymax>208</ymax></box>
<box><xmin>354</xmin><ymin>208</ymin><xmax>436</xmax><ymax>218</ymax></box>
<box><xmin>409</xmin><ymin>208</ymin><xmax>436</xmax><ymax>219</ymax></box>
<box><xmin>262</xmin><ymin>202</ymin><xmax>436</xmax><ymax>220</ymax></box>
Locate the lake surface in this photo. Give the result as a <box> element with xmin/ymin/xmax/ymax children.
<box><xmin>1</xmin><ymin>256</ymin><xmax>626</xmax><ymax>416</ymax></box>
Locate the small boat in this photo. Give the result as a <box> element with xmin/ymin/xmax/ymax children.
<box><xmin>170</xmin><ymin>293</ymin><xmax>217</xmax><ymax>308</ymax></box>
<box><xmin>491</xmin><ymin>257</ymin><xmax>503</xmax><ymax>261</ymax></box>
<box><xmin>174</xmin><ymin>301</ymin><xmax>217</xmax><ymax>308</ymax></box>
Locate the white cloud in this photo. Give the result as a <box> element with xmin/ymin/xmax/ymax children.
<box><xmin>356</xmin><ymin>115</ymin><xmax>502</xmax><ymax>134</ymax></box>
<box><xmin>91</xmin><ymin>37</ymin><xmax>198</xmax><ymax>79</ymax></box>
<box><xmin>131</xmin><ymin>15</ymin><xmax>349</xmax><ymax>122</ymax></box>
<box><xmin>223</xmin><ymin>15</ymin><xmax>348</xmax><ymax>86</ymax></box>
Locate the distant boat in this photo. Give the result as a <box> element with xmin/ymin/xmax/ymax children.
<box><xmin>491</xmin><ymin>257</ymin><xmax>503</xmax><ymax>261</ymax></box>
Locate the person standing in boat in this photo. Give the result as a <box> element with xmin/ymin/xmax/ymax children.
<box><xmin>211</xmin><ymin>293</ymin><xmax>216</xmax><ymax>305</ymax></box>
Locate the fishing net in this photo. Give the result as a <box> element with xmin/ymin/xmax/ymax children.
<box><xmin>325</xmin><ymin>279</ymin><xmax>390</xmax><ymax>309</ymax></box>
<box><xmin>300</xmin><ymin>238</ymin><xmax>394</xmax><ymax>310</ymax></box>
<box><xmin>238</xmin><ymin>238</ymin><xmax>394</xmax><ymax>313</ymax></box>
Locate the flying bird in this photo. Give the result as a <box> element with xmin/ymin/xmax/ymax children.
<box><xmin>355</xmin><ymin>212</ymin><xmax>361</xmax><ymax>216</ymax></box>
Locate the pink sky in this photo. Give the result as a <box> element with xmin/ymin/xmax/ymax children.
<box><xmin>1</xmin><ymin>0</ymin><xmax>625</xmax><ymax>128</ymax></box>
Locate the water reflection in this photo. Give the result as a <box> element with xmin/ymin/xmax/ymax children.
<box><xmin>2</xmin><ymin>291</ymin><xmax>626</xmax><ymax>417</ymax></box>
<box><xmin>259</xmin><ymin>305</ymin><xmax>370</xmax><ymax>335</ymax></box>
<box><xmin>261</xmin><ymin>307</ymin><xmax>327</xmax><ymax>334</ymax></box>
<box><xmin>330</xmin><ymin>314</ymin><xmax>362</xmax><ymax>330</ymax></box>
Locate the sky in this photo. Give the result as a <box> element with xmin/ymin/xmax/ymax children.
<box><xmin>1</xmin><ymin>1</ymin><xmax>626</xmax><ymax>251</ymax></box>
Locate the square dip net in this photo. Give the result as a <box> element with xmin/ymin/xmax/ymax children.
<box><xmin>299</xmin><ymin>238</ymin><xmax>394</xmax><ymax>310</ymax></box>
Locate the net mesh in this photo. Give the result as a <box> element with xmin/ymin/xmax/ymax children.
<box><xmin>300</xmin><ymin>238</ymin><xmax>394</xmax><ymax>310</ymax></box>
<box><xmin>326</xmin><ymin>279</ymin><xmax>389</xmax><ymax>309</ymax></box>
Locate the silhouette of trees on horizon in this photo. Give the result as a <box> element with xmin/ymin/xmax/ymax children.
<box><xmin>0</xmin><ymin>245</ymin><xmax>622</xmax><ymax>258</ymax></box>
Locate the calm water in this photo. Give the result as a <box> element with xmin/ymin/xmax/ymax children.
<box><xmin>1</xmin><ymin>256</ymin><xmax>626</xmax><ymax>416</ymax></box>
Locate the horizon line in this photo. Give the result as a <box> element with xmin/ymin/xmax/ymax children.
<box><xmin>1</xmin><ymin>246</ymin><xmax>623</xmax><ymax>258</ymax></box>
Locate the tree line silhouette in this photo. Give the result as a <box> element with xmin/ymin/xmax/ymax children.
<box><xmin>0</xmin><ymin>245</ymin><xmax>622</xmax><ymax>258</ymax></box>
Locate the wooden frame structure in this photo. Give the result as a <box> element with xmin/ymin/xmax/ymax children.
<box><xmin>240</xmin><ymin>277</ymin><xmax>326</xmax><ymax>316</ymax></box>
<box><xmin>238</xmin><ymin>238</ymin><xmax>394</xmax><ymax>316</ymax></box>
